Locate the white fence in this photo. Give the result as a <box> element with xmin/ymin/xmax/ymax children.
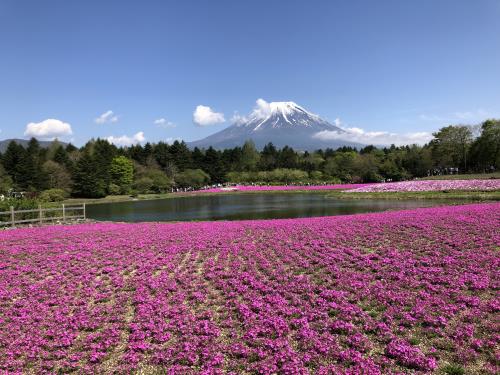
<box><xmin>0</xmin><ymin>204</ymin><xmax>86</xmax><ymax>227</ymax></box>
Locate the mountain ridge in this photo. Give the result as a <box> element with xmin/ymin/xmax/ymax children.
<box><xmin>0</xmin><ymin>139</ymin><xmax>68</xmax><ymax>153</ymax></box>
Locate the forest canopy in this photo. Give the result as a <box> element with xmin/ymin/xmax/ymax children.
<box><xmin>0</xmin><ymin>120</ymin><xmax>498</xmax><ymax>199</ymax></box>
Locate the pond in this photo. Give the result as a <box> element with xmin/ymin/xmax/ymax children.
<box><xmin>86</xmin><ymin>192</ymin><xmax>462</xmax><ymax>222</ymax></box>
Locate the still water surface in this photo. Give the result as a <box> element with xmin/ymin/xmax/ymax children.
<box><xmin>86</xmin><ymin>193</ymin><xmax>459</xmax><ymax>222</ymax></box>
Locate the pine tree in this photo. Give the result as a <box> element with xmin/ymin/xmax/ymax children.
<box><xmin>72</xmin><ymin>152</ymin><xmax>106</xmax><ymax>197</ymax></box>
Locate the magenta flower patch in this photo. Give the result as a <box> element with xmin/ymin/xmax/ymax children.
<box><xmin>0</xmin><ymin>203</ymin><xmax>498</xmax><ymax>373</ymax></box>
<box><xmin>187</xmin><ymin>183</ymin><xmax>371</xmax><ymax>193</ymax></box>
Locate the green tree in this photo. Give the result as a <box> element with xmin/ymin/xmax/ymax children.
<box><xmin>324</xmin><ymin>151</ymin><xmax>357</xmax><ymax>181</ymax></box>
<box><xmin>53</xmin><ymin>145</ymin><xmax>73</xmax><ymax>171</ymax></box>
<box><xmin>203</xmin><ymin>147</ymin><xmax>226</xmax><ymax>183</ymax></box>
<box><xmin>72</xmin><ymin>151</ymin><xmax>106</xmax><ymax>198</ymax></box>
<box><xmin>2</xmin><ymin>141</ymin><xmax>26</xmax><ymax>187</ymax></box>
<box><xmin>240</xmin><ymin>140</ymin><xmax>260</xmax><ymax>171</ymax></box>
<box><xmin>169</xmin><ymin>141</ymin><xmax>192</xmax><ymax>171</ymax></box>
<box><xmin>110</xmin><ymin>156</ymin><xmax>134</xmax><ymax>193</ymax></box>
<box><xmin>352</xmin><ymin>153</ymin><xmax>382</xmax><ymax>182</ymax></box>
<box><xmin>470</xmin><ymin>119</ymin><xmax>500</xmax><ymax>171</ymax></box>
<box><xmin>43</xmin><ymin>160</ymin><xmax>73</xmax><ymax>191</ymax></box>
<box><xmin>402</xmin><ymin>145</ymin><xmax>433</xmax><ymax>177</ymax></box>
<box><xmin>258</xmin><ymin>143</ymin><xmax>278</xmax><ymax>170</ymax></box>
<box><xmin>431</xmin><ymin>125</ymin><xmax>473</xmax><ymax>170</ymax></box>
<box><xmin>1</xmin><ymin>140</ymin><xmax>43</xmax><ymax>190</ymax></box>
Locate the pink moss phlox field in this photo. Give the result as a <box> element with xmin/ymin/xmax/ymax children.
<box><xmin>1</xmin><ymin>204</ymin><xmax>499</xmax><ymax>373</ymax></box>
<box><xmin>347</xmin><ymin>179</ymin><xmax>500</xmax><ymax>192</ymax></box>
<box><xmin>192</xmin><ymin>184</ymin><xmax>371</xmax><ymax>193</ymax></box>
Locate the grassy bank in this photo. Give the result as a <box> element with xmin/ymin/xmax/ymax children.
<box><xmin>63</xmin><ymin>193</ymin><xmax>173</xmax><ymax>205</ymax></box>
<box><xmin>422</xmin><ymin>172</ymin><xmax>499</xmax><ymax>180</ymax></box>
<box><xmin>333</xmin><ymin>189</ymin><xmax>500</xmax><ymax>201</ymax></box>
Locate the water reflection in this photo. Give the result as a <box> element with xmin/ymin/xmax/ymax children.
<box><xmin>86</xmin><ymin>193</ymin><xmax>460</xmax><ymax>222</ymax></box>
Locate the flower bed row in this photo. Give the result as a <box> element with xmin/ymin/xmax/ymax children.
<box><xmin>192</xmin><ymin>183</ymin><xmax>371</xmax><ymax>193</ymax></box>
<box><xmin>346</xmin><ymin>179</ymin><xmax>500</xmax><ymax>192</ymax></box>
<box><xmin>0</xmin><ymin>203</ymin><xmax>499</xmax><ymax>373</ymax></box>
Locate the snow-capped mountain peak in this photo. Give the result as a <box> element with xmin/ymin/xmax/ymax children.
<box><xmin>246</xmin><ymin>101</ymin><xmax>327</xmax><ymax>131</ymax></box>
<box><xmin>189</xmin><ymin>99</ymin><xmax>363</xmax><ymax>151</ymax></box>
<box><xmin>268</xmin><ymin>101</ymin><xmax>311</xmax><ymax>116</ymax></box>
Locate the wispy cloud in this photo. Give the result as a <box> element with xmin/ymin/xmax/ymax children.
<box><xmin>154</xmin><ymin>118</ymin><xmax>176</xmax><ymax>128</ymax></box>
<box><xmin>419</xmin><ymin>109</ymin><xmax>493</xmax><ymax>124</ymax></box>
<box><xmin>453</xmin><ymin>109</ymin><xmax>489</xmax><ymax>121</ymax></box>
<box><xmin>95</xmin><ymin>110</ymin><xmax>119</xmax><ymax>124</ymax></box>
<box><xmin>193</xmin><ymin>105</ymin><xmax>225</xmax><ymax>126</ymax></box>
<box><xmin>418</xmin><ymin>114</ymin><xmax>445</xmax><ymax>122</ymax></box>
<box><xmin>24</xmin><ymin>119</ymin><xmax>73</xmax><ymax>140</ymax></box>
<box><xmin>314</xmin><ymin>122</ymin><xmax>433</xmax><ymax>146</ymax></box>
<box><xmin>165</xmin><ymin>137</ymin><xmax>182</xmax><ymax>144</ymax></box>
<box><xmin>106</xmin><ymin>131</ymin><xmax>145</xmax><ymax>146</ymax></box>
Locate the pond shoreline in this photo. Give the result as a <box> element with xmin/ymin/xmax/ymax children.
<box><xmin>64</xmin><ymin>188</ymin><xmax>500</xmax><ymax>206</ymax></box>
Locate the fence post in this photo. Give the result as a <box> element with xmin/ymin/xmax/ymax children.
<box><xmin>62</xmin><ymin>204</ymin><xmax>66</xmax><ymax>222</ymax></box>
<box><xmin>39</xmin><ymin>205</ymin><xmax>43</xmax><ymax>224</ymax></box>
<box><xmin>83</xmin><ymin>203</ymin><xmax>86</xmax><ymax>220</ymax></box>
<box><xmin>10</xmin><ymin>206</ymin><xmax>14</xmax><ymax>227</ymax></box>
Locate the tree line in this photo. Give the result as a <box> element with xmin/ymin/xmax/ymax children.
<box><xmin>0</xmin><ymin>119</ymin><xmax>498</xmax><ymax>199</ymax></box>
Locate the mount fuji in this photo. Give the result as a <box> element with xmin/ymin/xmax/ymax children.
<box><xmin>188</xmin><ymin>101</ymin><xmax>364</xmax><ymax>151</ymax></box>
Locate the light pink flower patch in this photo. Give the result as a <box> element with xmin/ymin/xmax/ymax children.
<box><xmin>0</xmin><ymin>203</ymin><xmax>499</xmax><ymax>373</ymax></box>
<box><xmin>347</xmin><ymin>179</ymin><xmax>500</xmax><ymax>192</ymax></box>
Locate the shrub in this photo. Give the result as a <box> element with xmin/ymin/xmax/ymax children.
<box><xmin>39</xmin><ymin>189</ymin><xmax>68</xmax><ymax>202</ymax></box>
<box><xmin>132</xmin><ymin>177</ymin><xmax>154</xmax><ymax>194</ymax></box>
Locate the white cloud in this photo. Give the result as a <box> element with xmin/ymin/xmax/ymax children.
<box><xmin>193</xmin><ymin>105</ymin><xmax>225</xmax><ymax>126</ymax></box>
<box><xmin>252</xmin><ymin>98</ymin><xmax>273</xmax><ymax>119</ymax></box>
<box><xmin>230</xmin><ymin>112</ymin><xmax>248</xmax><ymax>125</ymax></box>
<box><xmin>95</xmin><ymin>110</ymin><xmax>119</xmax><ymax>124</ymax></box>
<box><xmin>24</xmin><ymin>119</ymin><xmax>73</xmax><ymax>139</ymax></box>
<box><xmin>106</xmin><ymin>131</ymin><xmax>145</xmax><ymax>146</ymax></box>
<box><xmin>230</xmin><ymin>98</ymin><xmax>273</xmax><ymax>124</ymax></box>
<box><xmin>313</xmin><ymin>125</ymin><xmax>433</xmax><ymax>146</ymax></box>
<box><xmin>154</xmin><ymin>118</ymin><xmax>176</xmax><ymax>128</ymax></box>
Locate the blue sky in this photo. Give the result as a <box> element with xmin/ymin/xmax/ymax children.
<box><xmin>0</xmin><ymin>0</ymin><xmax>499</xmax><ymax>146</ymax></box>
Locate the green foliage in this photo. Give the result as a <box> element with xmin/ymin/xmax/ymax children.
<box><xmin>43</xmin><ymin>160</ymin><xmax>72</xmax><ymax>191</ymax></box>
<box><xmin>107</xmin><ymin>183</ymin><xmax>121</xmax><ymax>196</ymax></box>
<box><xmin>0</xmin><ymin>162</ymin><xmax>13</xmax><ymax>194</ymax></box>
<box><xmin>133</xmin><ymin>165</ymin><xmax>173</xmax><ymax>193</ymax></box>
<box><xmin>441</xmin><ymin>363</ymin><xmax>465</xmax><ymax>375</ymax></box>
<box><xmin>132</xmin><ymin>177</ymin><xmax>154</xmax><ymax>194</ymax></box>
<box><xmin>175</xmin><ymin>169</ymin><xmax>210</xmax><ymax>188</ymax></box>
<box><xmin>39</xmin><ymin>188</ymin><xmax>68</xmax><ymax>202</ymax></box>
<box><xmin>0</xmin><ymin>198</ymin><xmax>40</xmax><ymax>213</ymax></box>
<box><xmin>227</xmin><ymin>168</ymin><xmax>311</xmax><ymax>184</ymax></box>
<box><xmin>147</xmin><ymin>170</ymin><xmax>173</xmax><ymax>193</ymax></box>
